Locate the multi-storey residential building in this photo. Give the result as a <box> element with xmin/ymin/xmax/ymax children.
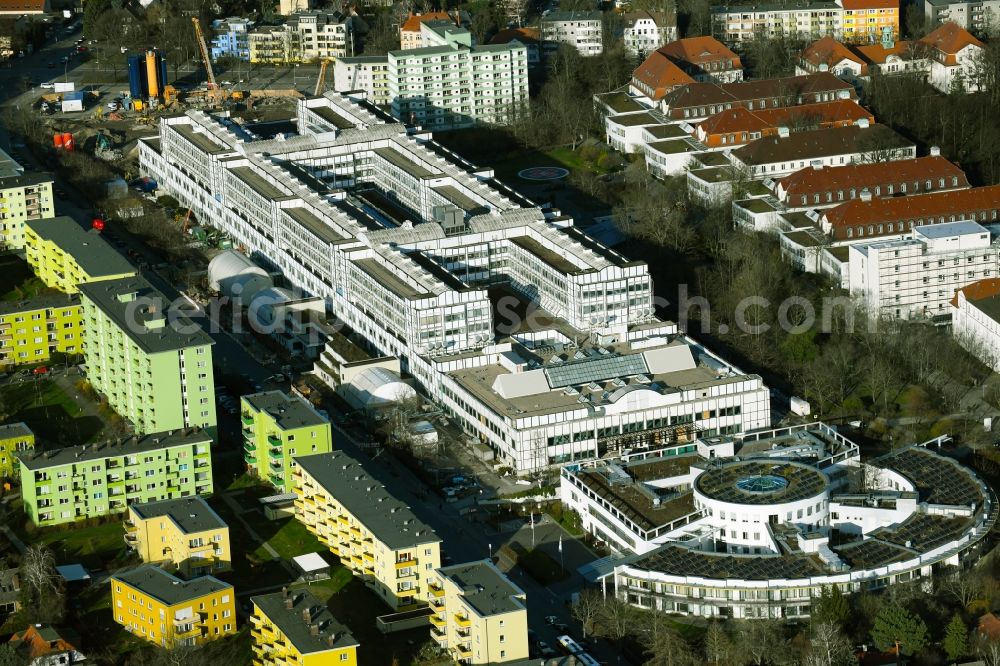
<box><xmin>279</xmin><ymin>0</ymin><xmax>310</xmax><ymax>15</ymax></box>
<box><xmin>24</xmin><ymin>217</ymin><xmax>135</xmax><ymax>294</ymax></box>
<box><xmin>139</xmin><ymin>94</ymin><xmax>771</xmax><ymax>473</ymax></box>
<box><xmin>622</xmin><ymin>11</ymin><xmax>677</xmax><ymax>58</ymax></box>
<box><xmin>79</xmin><ymin>276</ymin><xmax>217</xmax><ymax>437</ymax></box>
<box><xmin>8</xmin><ymin>625</ymin><xmax>84</xmax><ymax>664</ymax></box>
<box><xmin>0</xmin><ymin>422</ymin><xmax>32</xmax><ymax>479</ymax></box>
<box><xmin>712</xmin><ymin>0</ymin><xmax>899</xmax><ymax>43</ymax></box>
<box><xmin>241</xmin><ymin>390</ymin><xmax>333</xmax><ymax>491</ymax></box>
<box><xmin>293</xmin><ymin>450</ymin><xmax>441</xmax><ymax>610</ymax></box>
<box><xmin>17</xmin><ymin>429</ymin><xmax>213</xmax><ymax>526</ymax></box>
<box><xmin>210</xmin><ymin>17</ymin><xmax>252</xmax><ymax>61</ymax></box>
<box><xmin>0</xmin><ymin>293</ymin><xmax>83</xmax><ymax>370</ymax></box>
<box><xmin>428</xmin><ymin>560</ymin><xmax>528</xmax><ymax>664</ymax></box>
<box><xmin>125</xmin><ymin>497</ymin><xmax>231</xmax><ymax>577</ymax></box>
<box><xmin>399</xmin><ymin>11</ymin><xmax>458</xmax><ymax>49</ymax></box>
<box><xmin>848</xmin><ymin>220</ymin><xmax>999</xmax><ymax>319</ymax></box>
<box><xmin>388</xmin><ymin>22</ymin><xmax>529</xmax><ymax>129</ymax></box>
<box><xmin>247</xmin><ymin>11</ymin><xmax>355</xmax><ymax>63</ymax></box>
<box><xmin>541</xmin><ymin>11</ymin><xmax>603</xmax><ymax>56</ymax></box>
<box><xmin>250</xmin><ymin>589</ymin><xmax>359</xmax><ymax>666</ymax></box>
<box><xmin>650</xmin><ymin>36</ymin><xmax>744</xmax><ymax>84</ymax></box>
<box><xmin>0</xmin><ymin>159</ymin><xmax>54</xmax><ymax>252</ymax></box>
<box><xmin>925</xmin><ymin>0</ymin><xmax>1000</xmax><ymax>34</ymax></box>
<box><xmin>111</xmin><ymin>565</ymin><xmax>236</xmax><ymax>648</ymax></box>
<box><xmin>952</xmin><ymin>278</ymin><xmax>1000</xmax><ymax>370</ymax></box>
<box><xmin>332</xmin><ymin>56</ymin><xmax>391</xmax><ymax>106</ymax></box>
<box><xmin>730</xmin><ymin>122</ymin><xmax>915</xmax><ymax>178</ymax></box>
<box><xmin>774</xmin><ymin>154</ymin><xmax>970</xmax><ymax>209</ymax></box>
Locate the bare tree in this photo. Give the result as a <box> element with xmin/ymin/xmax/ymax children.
<box><xmin>595</xmin><ymin>596</ymin><xmax>637</xmax><ymax>653</ymax></box>
<box><xmin>571</xmin><ymin>589</ymin><xmax>604</xmax><ymax>639</ymax></box>
<box><xmin>738</xmin><ymin>619</ymin><xmax>786</xmax><ymax>666</ymax></box>
<box><xmin>703</xmin><ymin>621</ymin><xmax>735</xmax><ymax>666</ymax></box>
<box><xmin>938</xmin><ymin>565</ymin><xmax>985</xmax><ymax>609</ymax></box>
<box><xmin>806</xmin><ymin>622</ymin><xmax>856</xmax><ymax>666</ymax></box>
<box><xmin>18</xmin><ymin>546</ymin><xmax>65</xmax><ymax>625</ymax></box>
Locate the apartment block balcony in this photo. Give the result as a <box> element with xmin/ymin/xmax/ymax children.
<box><xmin>395</xmin><ymin>557</ymin><xmax>416</xmax><ymax>569</ymax></box>
<box><xmin>429</xmin><ymin>613</ymin><xmax>447</xmax><ymax>628</ymax></box>
<box><xmin>430</xmin><ymin>625</ymin><xmax>447</xmax><ymax>642</ymax></box>
<box><xmin>428</xmin><ymin>584</ymin><xmax>445</xmax><ymax>598</ymax></box>
<box><xmin>454</xmin><ymin>614</ymin><xmax>471</xmax><ymax>628</ymax></box>
<box><xmin>173</xmin><ymin>624</ymin><xmax>202</xmax><ymax>640</ymax></box>
<box><xmin>241</xmin><ymin>414</ymin><xmax>254</xmax><ymax>426</ymax></box>
<box><xmin>266</xmin><ymin>435</ymin><xmax>282</xmax><ymax>447</ymax></box>
<box><xmin>267</xmin><ymin>447</ymin><xmax>283</xmax><ymax>460</ymax></box>
<box><xmin>268</xmin><ymin>474</ymin><xmax>284</xmax><ymax>487</ymax></box>
<box><xmin>452</xmin><ymin>644</ymin><xmax>472</xmax><ymax>659</ymax></box>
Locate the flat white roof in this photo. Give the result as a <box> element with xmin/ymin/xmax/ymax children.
<box><xmin>292</xmin><ymin>552</ymin><xmax>330</xmax><ymax>572</ymax></box>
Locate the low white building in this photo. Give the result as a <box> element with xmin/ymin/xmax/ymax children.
<box><xmin>952</xmin><ymin>278</ymin><xmax>1000</xmax><ymax>371</ymax></box>
<box><xmin>541</xmin><ymin>11</ymin><xmax>603</xmax><ymax>57</ymax></box>
<box><xmin>848</xmin><ymin>220</ymin><xmax>1000</xmax><ymax>320</ymax></box>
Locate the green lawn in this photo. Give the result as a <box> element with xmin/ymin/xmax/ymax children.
<box><xmin>246</xmin><ymin>513</ymin><xmax>325</xmax><ymax>561</ymax></box>
<box><xmin>18</xmin><ymin>520</ymin><xmax>130</xmax><ymax>570</ymax></box>
<box><xmin>290</xmin><ymin>567</ymin><xmax>352</xmax><ymax>602</ymax></box>
<box><xmin>0</xmin><ymin>256</ymin><xmax>41</xmax><ymax>300</ymax></box>
<box><xmin>208</xmin><ymin>498</ymin><xmax>294</xmax><ymax>593</ymax></box>
<box><xmin>0</xmin><ymin>379</ymin><xmax>105</xmax><ymax>444</ymax></box>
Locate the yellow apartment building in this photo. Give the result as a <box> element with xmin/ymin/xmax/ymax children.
<box><xmin>125</xmin><ymin>497</ymin><xmax>231</xmax><ymax>578</ymax></box>
<box><xmin>0</xmin><ymin>422</ymin><xmax>33</xmax><ymax>479</ymax></box>
<box><xmin>0</xmin><ymin>171</ymin><xmax>55</xmax><ymax>252</ymax></box>
<box><xmin>0</xmin><ymin>294</ymin><xmax>83</xmax><ymax>370</ymax></box>
<box><xmin>24</xmin><ymin>216</ymin><xmax>135</xmax><ymax>294</ymax></box>
<box><xmin>428</xmin><ymin>560</ymin><xmax>529</xmax><ymax>664</ymax></box>
<box><xmin>111</xmin><ymin>565</ymin><xmax>237</xmax><ymax>648</ymax></box>
<box><xmin>250</xmin><ymin>588</ymin><xmax>359</xmax><ymax>666</ymax></box>
<box><xmin>293</xmin><ymin>451</ymin><xmax>441</xmax><ymax>611</ymax></box>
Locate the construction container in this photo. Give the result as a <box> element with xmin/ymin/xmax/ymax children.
<box><xmin>61</xmin><ymin>91</ymin><xmax>85</xmax><ymax>113</ymax></box>
<box><xmin>62</xmin><ymin>133</ymin><xmax>74</xmax><ymax>151</ymax></box>
<box><xmin>127</xmin><ymin>55</ymin><xmax>144</xmax><ymax>99</ymax></box>
<box><xmin>52</xmin><ymin>133</ymin><xmax>65</xmax><ymax>148</ymax></box>
<box><xmin>145</xmin><ymin>50</ymin><xmax>159</xmax><ymax>99</ymax></box>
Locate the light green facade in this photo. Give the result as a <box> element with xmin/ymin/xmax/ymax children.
<box><xmin>241</xmin><ymin>391</ymin><xmax>333</xmax><ymax>491</ymax></box>
<box><xmin>17</xmin><ymin>430</ymin><xmax>213</xmax><ymax>526</ymax></box>
<box><xmin>78</xmin><ymin>277</ymin><xmax>217</xmax><ymax>439</ymax></box>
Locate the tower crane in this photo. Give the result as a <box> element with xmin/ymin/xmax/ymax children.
<box><xmin>191</xmin><ymin>17</ymin><xmax>219</xmax><ymax>93</ymax></box>
<box><xmin>315</xmin><ymin>59</ymin><xmax>331</xmax><ymax>97</ymax></box>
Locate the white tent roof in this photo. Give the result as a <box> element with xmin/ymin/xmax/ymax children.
<box><xmin>348</xmin><ymin>366</ymin><xmax>416</xmax><ymax>406</ymax></box>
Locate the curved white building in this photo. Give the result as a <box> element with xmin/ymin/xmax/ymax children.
<box><xmin>207</xmin><ymin>250</ymin><xmax>272</xmax><ymax>303</ymax></box>
<box><xmin>562</xmin><ymin>424</ymin><xmax>996</xmax><ymax>619</ymax></box>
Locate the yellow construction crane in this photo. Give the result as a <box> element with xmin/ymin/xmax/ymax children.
<box><xmin>314</xmin><ymin>59</ymin><xmax>331</xmax><ymax>97</ymax></box>
<box><xmin>191</xmin><ymin>17</ymin><xmax>218</xmax><ymax>91</ymax></box>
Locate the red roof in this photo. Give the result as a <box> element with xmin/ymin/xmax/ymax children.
<box><xmin>952</xmin><ymin>279</ymin><xmax>1000</xmax><ymax>308</ymax></box>
<box><xmin>823</xmin><ymin>184</ymin><xmax>1000</xmax><ymax>239</ymax></box>
<box><xmin>800</xmin><ymin>36</ymin><xmax>867</xmax><ymax>73</ymax></box>
<box><xmin>853</xmin><ymin>40</ymin><xmax>915</xmax><ymax>65</ymax></box>
<box><xmin>779</xmin><ymin>155</ymin><xmax>968</xmax><ymax>201</ymax></box>
<box><xmin>838</xmin><ymin>0</ymin><xmax>898</xmax><ymax>9</ymax></box>
<box><xmin>9</xmin><ymin>626</ymin><xmax>80</xmax><ymax>661</ymax></box>
<box><xmin>632</xmin><ymin>52</ymin><xmax>695</xmax><ymax>100</ymax></box>
<box><xmin>400</xmin><ymin>12</ymin><xmax>455</xmax><ymax>33</ymax></box>
<box><xmin>0</xmin><ymin>0</ymin><xmax>48</xmax><ymax>12</ymax></box>
<box><xmin>919</xmin><ymin>21</ymin><xmax>983</xmax><ymax>57</ymax></box>
<box><xmin>489</xmin><ymin>27</ymin><xmax>540</xmax><ymax>45</ymax></box>
<box><xmin>697</xmin><ymin>100</ymin><xmax>872</xmax><ymax>138</ymax></box>
<box><xmin>655</xmin><ymin>36</ymin><xmax>740</xmax><ymax>67</ymax></box>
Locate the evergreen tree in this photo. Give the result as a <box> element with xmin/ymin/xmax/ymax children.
<box><xmin>944</xmin><ymin>613</ymin><xmax>969</xmax><ymax>662</ymax></box>
<box><xmin>870</xmin><ymin>606</ymin><xmax>929</xmax><ymax>657</ymax></box>
<box><xmin>813</xmin><ymin>585</ymin><xmax>850</xmax><ymax>628</ymax></box>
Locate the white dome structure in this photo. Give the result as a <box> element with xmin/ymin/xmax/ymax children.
<box><xmin>345</xmin><ymin>367</ymin><xmax>416</xmax><ymax>409</ymax></box>
<box><xmin>207</xmin><ymin>250</ymin><xmax>272</xmax><ymax>303</ymax></box>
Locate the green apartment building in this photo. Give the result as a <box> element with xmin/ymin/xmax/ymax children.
<box><xmin>78</xmin><ymin>277</ymin><xmax>217</xmax><ymax>438</ymax></box>
<box><xmin>241</xmin><ymin>391</ymin><xmax>333</xmax><ymax>491</ymax></box>
<box><xmin>17</xmin><ymin>429</ymin><xmax>213</xmax><ymax>526</ymax></box>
